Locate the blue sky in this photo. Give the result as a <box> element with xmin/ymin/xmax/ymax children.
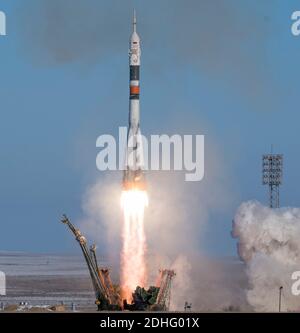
<box><xmin>0</xmin><ymin>0</ymin><xmax>300</xmax><ymax>255</ymax></box>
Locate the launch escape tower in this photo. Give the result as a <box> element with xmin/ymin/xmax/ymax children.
<box><xmin>262</xmin><ymin>151</ymin><xmax>283</xmax><ymax>208</ymax></box>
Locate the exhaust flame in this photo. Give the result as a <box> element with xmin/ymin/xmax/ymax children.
<box><xmin>120</xmin><ymin>190</ymin><xmax>148</xmax><ymax>302</ymax></box>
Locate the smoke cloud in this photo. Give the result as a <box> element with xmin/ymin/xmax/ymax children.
<box><xmin>233</xmin><ymin>201</ymin><xmax>300</xmax><ymax>312</ymax></box>
<box><xmin>80</xmin><ymin>136</ymin><xmax>232</xmax><ymax>256</ymax></box>
<box><xmin>78</xmin><ymin>136</ymin><xmax>244</xmax><ymax>310</ymax></box>
<box><xmin>146</xmin><ymin>253</ymin><xmax>250</xmax><ymax>311</ymax></box>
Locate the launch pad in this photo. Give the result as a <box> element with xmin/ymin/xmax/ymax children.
<box><xmin>61</xmin><ymin>215</ymin><xmax>175</xmax><ymax>311</ymax></box>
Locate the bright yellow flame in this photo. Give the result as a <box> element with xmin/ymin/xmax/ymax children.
<box><xmin>120</xmin><ymin>190</ymin><xmax>148</xmax><ymax>302</ymax></box>
<box><xmin>121</xmin><ymin>190</ymin><xmax>148</xmax><ymax>212</ymax></box>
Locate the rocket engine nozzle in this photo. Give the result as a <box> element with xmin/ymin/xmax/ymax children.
<box><xmin>122</xmin><ymin>170</ymin><xmax>146</xmax><ymax>191</ymax></box>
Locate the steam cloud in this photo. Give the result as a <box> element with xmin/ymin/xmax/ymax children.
<box><xmin>233</xmin><ymin>201</ymin><xmax>300</xmax><ymax>312</ymax></box>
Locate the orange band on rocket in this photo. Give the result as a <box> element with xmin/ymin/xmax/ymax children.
<box><xmin>130</xmin><ymin>86</ymin><xmax>140</xmax><ymax>95</ymax></box>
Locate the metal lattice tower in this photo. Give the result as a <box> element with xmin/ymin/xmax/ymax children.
<box><xmin>156</xmin><ymin>269</ymin><xmax>176</xmax><ymax>311</ymax></box>
<box><xmin>262</xmin><ymin>153</ymin><xmax>283</xmax><ymax>208</ymax></box>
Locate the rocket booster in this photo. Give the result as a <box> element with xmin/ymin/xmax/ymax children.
<box><xmin>123</xmin><ymin>11</ymin><xmax>146</xmax><ymax>191</ymax></box>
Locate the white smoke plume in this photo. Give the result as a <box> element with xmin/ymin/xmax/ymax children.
<box><xmin>233</xmin><ymin>200</ymin><xmax>300</xmax><ymax>312</ymax></box>
<box><xmin>78</xmin><ymin>166</ymin><xmax>246</xmax><ymax>311</ymax></box>
<box><xmin>79</xmin><ymin>174</ymin><xmax>122</xmax><ymax>280</ymax></box>
<box><xmin>75</xmin><ymin>124</ymin><xmax>252</xmax><ymax>311</ymax></box>
<box><xmin>146</xmin><ymin>253</ymin><xmax>249</xmax><ymax>311</ymax></box>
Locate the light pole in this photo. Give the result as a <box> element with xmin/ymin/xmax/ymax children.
<box><xmin>279</xmin><ymin>286</ymin><xmax>283</xmax><ymax>312</ymax></box>
<box><xmin>262</xmin><ymin>153</ymin><xmax>283</xmax><ymax>209</ymax></box>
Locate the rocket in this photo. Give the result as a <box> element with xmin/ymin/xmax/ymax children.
<box><xmin>123</xmin><ymin>11</ymin><xmax>146</xmax><ymax>191</ymax></box>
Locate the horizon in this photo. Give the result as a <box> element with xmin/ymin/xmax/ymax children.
<box><xmin>0</xmin><ymin>1</ymin><xmax>300</xmax><ymax>257</ymax></box>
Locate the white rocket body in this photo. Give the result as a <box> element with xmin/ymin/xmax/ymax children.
<box><xmin>123</xmin><ymin>12</ymin><xmax>145</xmax><ymax>191</ymax></box>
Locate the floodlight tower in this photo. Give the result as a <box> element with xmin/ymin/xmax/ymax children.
<box><xmin>262</xmin><ymin>151</ymin><xmax>283</xmax><ymax>208</ymax></box>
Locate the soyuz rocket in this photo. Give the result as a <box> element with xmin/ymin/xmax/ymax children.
<box><xmin>123</xmin><ymin>11</ymin><xmax>146</xmax><ymax>191</ymax></box>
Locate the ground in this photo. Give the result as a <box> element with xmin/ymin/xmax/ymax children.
<box><xmin>0</xmin><ymin>252</ymin><xmax>251</xmax><ymax>312</ymax></box>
